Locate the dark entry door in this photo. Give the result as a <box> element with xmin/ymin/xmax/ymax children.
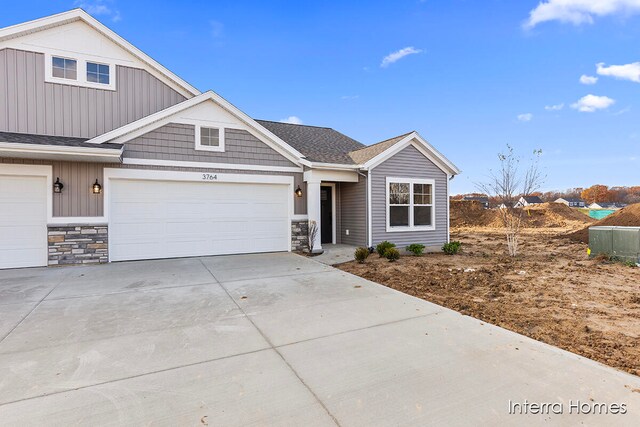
<box><xmin>320</xmin><ymin>186</ymin><xmax>333</xmax><ymax>244</ymax></box>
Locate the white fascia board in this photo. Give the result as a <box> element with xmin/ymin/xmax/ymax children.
<box><xmin>0</xmin><ymin>9</ymin><xmax>200</xmax><ymax>99</ymax></box>
<box><xmin>302</xmin><ymin>161</ymin><xmax>362</xmax><ymax>170</ymax></box>
<box><xmin>0</xmin><ymin>141</ymin><xmax>122</xmax><ymax>160</ymax></box>
<box><xmin>85</xmin><ymin>91</ymin><xmax>306</xmax><ymax>166</ymax></box>
<box><xmin>362</xmin><ymin>132</ymin><xmax>461</xmax><ymax>176</ymax></box>
<box><xmin>303</xmin><ymin>169</ymin><xmax>359</xmax><ymax>183</ymax></box>
<box><xmin>123</xmin><ymin>158</ymin><xmax>303</xmax><ymax>173</ymax></box>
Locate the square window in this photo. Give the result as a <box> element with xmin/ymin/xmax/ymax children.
<box><xmin>52</xmin><ymin>57</ymin><xmax>77</xmax><ymax>80</ymax></box>
<box><xmin>200</xmin><ymin>127</ymin><xmax>220</xmax><ymax>146</ymax></box>
<box><xmin>388</xmin><ymin>180</ymin><xmax>435</xmax><ymax>230</ymax></box>
<box><xmin>87</xmin><ymin>62</ymin><xmax>110</xmax><ymax>85</ymax></box>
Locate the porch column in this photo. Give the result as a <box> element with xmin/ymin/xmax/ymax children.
<box><xmin>306</xmin><ymin>179</ymin><xmax>323</xmax><ymax>253</ymax></box>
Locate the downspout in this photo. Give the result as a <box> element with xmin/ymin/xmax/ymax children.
<box><xmin>357</xmin><ymin>170</ymin><xmax>371</xmax><ymax>248</ymax></box>
<box><xmin>447</xmin><ymin>174</ymin><xmax>454</xmax><ymax>243</ymax></box>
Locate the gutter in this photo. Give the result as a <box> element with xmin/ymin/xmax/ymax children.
<box><xmin>0</xmin><ymin>142</ymin><xmax>123</xmax><ymax>162</ymax></box>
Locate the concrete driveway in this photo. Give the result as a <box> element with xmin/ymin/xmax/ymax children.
<box><xmin>0</xmin><ymin>253</ymin><xmax>638</xmax><ymax>426</ymax></box>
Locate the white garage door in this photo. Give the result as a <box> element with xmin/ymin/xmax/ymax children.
<box><xmin>0</xmin><ymin>174</ymin><xmax>47</xmax><ymax>269</ymax></box>
<box><xmin>109</xmin><ymin>179</ymin><xmax>290</xmax><ymax>262</ymax></box>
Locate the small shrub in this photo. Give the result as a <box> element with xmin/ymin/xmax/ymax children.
<box><xmin>442</xmin><ymin>241</ymin><xmax>462</xmax><ymax>255</ymax></box>
<box><xmin>354</xmin><ymin>247</ymin><xmax>369</xmax><ymax>264</ymax></box>
<box><xmin>376</xmin><ymin>241</ymin><xmax>396</xmax><ymax>257</ymax></box>
<box><xmin>385</xmin><ymin>247</ymin><xmax>400</xmax><ymax>262</ymax></box>
<box><xmin>406</xmin><ymin>243</ymin><xmax>425</xmax><ymax>256</ymax></box>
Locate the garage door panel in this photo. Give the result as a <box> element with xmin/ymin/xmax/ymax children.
<box><xmin>0</xmin><ymin>175</ymin><xmax>47</xmax><ymax>269</ymax></box>
<box><xmin>109</xmin><ymin>179</ymin><xmax>290</xmax><ymax>262</ymax></box>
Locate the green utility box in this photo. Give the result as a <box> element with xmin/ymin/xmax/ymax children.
<box><xmin>589</xmin><ymin>226</ymin><xmax>640</xmax><ymax>263</ymax></box>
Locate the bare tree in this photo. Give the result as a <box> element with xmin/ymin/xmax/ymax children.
<box><xmin>477</xmin><ymin>145</ymin><xmax>544</xmax><ymax>257</ymax></box>
<box><xmin>307</xmin><ymin>220</ymin><xmax>319</xmax><ymax>253</ymax></box>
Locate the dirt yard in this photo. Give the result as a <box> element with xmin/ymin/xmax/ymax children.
<box><xmin>339</xmin><ymin>225</ymin><xmax>640</xmax><ymax>376</ymax></box>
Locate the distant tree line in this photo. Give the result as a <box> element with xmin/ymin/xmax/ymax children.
<box><xmin>453</xmin><ymin>185</ymin><xmax>640</xmax><ymax>206</ymax></box>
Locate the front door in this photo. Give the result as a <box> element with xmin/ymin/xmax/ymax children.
<box><xmin>320</xmin><ymin>186</ymin><xmax>333</xmax><ymax>244</ymax></box>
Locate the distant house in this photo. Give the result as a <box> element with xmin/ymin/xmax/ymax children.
<box><xmin>514</xmin><ymin>196</ymin><xmax>543</xmax><ymax>208</ymax></box>
<box><xmin>555</xmin><ymin>197</ymin><xmax>586</xmax><ymax>208</ymax></box>
<box><xmin>498</xmin><ymin>201</ymin><xmax>515</xmax><ymax>209</ymax></box>
<box><xmin>462</xmin><ymin>195</ymin><xmax>490</xmax><ymax>209</ymax></box>
<box><xmin>588</xmin><ymin>202</ymin><xmax>627</xmax><ymax>210</ymax></box>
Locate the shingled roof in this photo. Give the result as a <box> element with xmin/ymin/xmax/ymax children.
<box><xmin>256</xmin><ymin>120</ymin><xmax>365</xmax><ymax>164</ymax></box>
<box><xmin>0</xmin><ymin>131</ymin><xmax>122</xmax><ymax>150</ymax></box>
<box><xmin>348</xmin><ymin>132</ymin><xmax>412</xmax><ymax>164</ymax></box>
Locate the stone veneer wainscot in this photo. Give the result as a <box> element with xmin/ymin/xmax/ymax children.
<box><xmin>48</xmin><ymin>225</ymin><xmax>108</xmax><ymax>265</ymax></box>
<box><xmin>291</xmin><ymin>220</ymin><xmax>309</xmax><ymax>252</ymax></box>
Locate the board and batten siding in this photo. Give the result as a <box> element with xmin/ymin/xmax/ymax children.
<box><xmin>0</xmin><ymin>48</ymin><xmax>186</xmax><ymax>138</ymax></box>
<box><xmin>340</xmin><ymin>176</ymin><xmax>367</xmax><ymax>246</ymax></box>
<box><xmin>124</xmin><ymin>123</ymin><xmax>297</xmax><ymax>168</ymax></box>
<box><xmin>1</xmin><ymin>158</ymin><xmax>307</xmax><ymax>217</ymax></box>
<box><xmin>371</xmin><ymin>145</ymin><xmax>448</xmax><ymax>247</ymax></box>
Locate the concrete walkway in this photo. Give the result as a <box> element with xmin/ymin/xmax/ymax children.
<box><xmin>0</xmin><ymin>253</ymin><xmax>638</xmax><ymax>425</ymax></box>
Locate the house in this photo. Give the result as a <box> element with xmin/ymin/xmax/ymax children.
<box><xmin>514</xmin><ymin>195</ymin><xmax>543</xmax><ymax>208</ymax></box>
<box><xmin>462</xmin><ymin>195</ymin><xmax>489</xmax><ymax>209</ymax></box>
<box><xmin>0</xmin><ymin>10</ymin><xmax>460</xmax><ymax>269</ymax></box>
<box><xmin>554</xmin><ymin>197</ymin><xmax>585</xmax><ymax>208</ymax></box>
<box><xmin>588</xmin><ymin>202</ymin><xmax>626</xmax><ymax>210</ymax></box>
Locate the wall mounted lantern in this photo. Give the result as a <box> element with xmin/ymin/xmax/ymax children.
<box><xmin>92</xmin><ymin>179</ymin><xmax>102</xmax><ymax>194</ymax></box>
<box><xmin>53</xmin><ymin>177</ymin><xmax>64</xmax><ymax>193</ymax></box>
<box><xmin>294</xmin><ymin>185</ymin><xmax>303</xmax><ymax>198</ymax></box>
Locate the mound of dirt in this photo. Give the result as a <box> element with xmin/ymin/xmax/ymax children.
<box><xmin>450</xmin><ymin>201</ymin><xmax>594</xmax><ymax>230</ymax></box>
<box><xmin>568</xmin><ymin>203</ymin><xmax>640</xmax><ymax>243</ymax></box>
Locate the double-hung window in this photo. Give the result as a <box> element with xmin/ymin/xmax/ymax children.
<box><xmin>387</xmin><ymin>178</ymin><xmax>435</xmax><ymax>231</ymax></box>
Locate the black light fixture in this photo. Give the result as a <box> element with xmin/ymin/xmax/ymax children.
<box><xmin>294</xmin><ymin>185</ymin><xmax>303</xmax><ymax>198</ymax></box>
<box><xmin>92</xmin><ymin>179</ymin><xmax>102</xmax><ymax>194</ymax></box>
<box><xmin>53</xmin><ymin>177</ymin><xmax>64</xmax><ymax>193</ymax></box>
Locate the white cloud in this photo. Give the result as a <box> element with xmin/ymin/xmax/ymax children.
<box><xmin>280</xmin><ymin>116</ymin><xmax>303</xmax><ymax>125</ymax></box>
<box><xmin>341</xmin><ymin>95</ymin><xmax>359</xmax><ymax>100</ymax></box>
<box><xmin>571</xmin><ymin>94</ymin><xmax>615</xmax><ymax>112</ymax></box>
<box><xmin>381</xmin><ymin>47</ymin><xmax>422</xmax><ymax>68</ymax></box>
<box><xmin>579</xmin><ymin>74</ymin><xmax>598</xmax><ymax>85</ymax></box>
<box><xmin>545</xmin><ymin>103</ymin><xmax>564</xmax><ymax>111</ymax></box>
<box><xmin>75</xmin><ymin>0</ymin><xmax>121</xmax><ymax>22</ymax></box>
<box><xmin>517</xmin><ymin>113</ymin><xmax>533</xmax><ymax>122</ymax></box>
<box><xmin>596</xmin><ymin>62</ymin><xmax>640</xmax><ymax>82</ymax></box>
<box><xmin>524</xmin><ymin>0</ymin><xmax>640</xmax><ymax>29</ymax></box>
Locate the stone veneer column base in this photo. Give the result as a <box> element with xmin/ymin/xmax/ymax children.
<box><xmin>291</xmin><ymin>220</ymin><xmax>309</xmax><ymax>252</ymax></box>
<box><xmin>48</xmin><ymin>224</ymin><xmax>108</xmax><ymax>266</ymax></box>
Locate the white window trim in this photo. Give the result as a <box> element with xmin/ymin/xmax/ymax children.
<box><xmin>195</xmin><ymin>125</ymin><xmax>225</xmax><ymax>152</ymax></box>
<box><xmin>45</xmin><ymin>53</ymin><xmax>116</xmax><ymax>91</ymax></box>
<box><xmin>385</xmin><ymin>177</ymin><xmax>436</xmax><ymax>233</ymax></box>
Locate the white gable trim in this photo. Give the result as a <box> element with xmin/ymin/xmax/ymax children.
<box><xmin>362</xmin><ymin>132</ymin><xmax>460</xmax><ymax>176</ymax></box>
<box><xmin>86</xmin><ymin>91</ymin><xmax>306</xmax><ymax>165</ymax></box>
<box><xmin>0</xmin><ymin>9</ymin><xmax>199</xmax><ymax>98</ymax></box>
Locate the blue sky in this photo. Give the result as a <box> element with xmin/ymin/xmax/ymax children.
<box><xmin>2</xmin><ymin>0</ymin><xmax>640</xmax><ymax>193</ymax></box>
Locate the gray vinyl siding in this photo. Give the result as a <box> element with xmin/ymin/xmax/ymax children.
<box><xmin>340</xmin><ymin>175</ymin><xmax>367</xmax><ymax>246</ymax></box>
<box><xmin>371</xmin><ymin>145</ymin><xmax>448</xmax><ymax>247</ymax></box>
<box><xmin>0</xmin><ymin>48</ymin><xmax>186</xmax><ymax>138</ymax></box>
<box><xmin>1</xmin><ymin>158</ymin><xmax>306</xmax><ymax>217</ymax></box>
<box><xmin>124</xmin><ymin>123</ymin><xmax>297</xmax><ymax>168</ymax></box>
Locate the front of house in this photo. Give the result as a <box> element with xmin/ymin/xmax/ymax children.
<box><xmin>0</xmin><ymin>9</ymin><xmax>459</xmax><ymax>269</ymax></box>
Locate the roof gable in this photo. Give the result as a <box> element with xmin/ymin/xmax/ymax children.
<box><xmin>360</xmin><ymin>132</ymin><xmax>460</xmax><ymax>176</ymax></box>
<box><xmin>0</xmin><ymin>9</ymin><xmax>199</xmax><ymax>98</ymax></box>
<box><xmin>87</xmin><ymin>91</ymin><xmax>305</xmax><ymax>165</ymax></box>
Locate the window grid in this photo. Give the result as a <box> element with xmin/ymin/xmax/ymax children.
<box><xmin>87</xmin><ymin>62</ymin><xmax>110</xmax><ymax>85</ymax></box>
<box><xmin>52</xmin><ymin>57</ymin><xmax>77</xmax><ymax>80</ymax></box>
<box><xmin>200</xmin><ymin>127</ymin><xmax>220</xmax><ymax>147</ymax></box>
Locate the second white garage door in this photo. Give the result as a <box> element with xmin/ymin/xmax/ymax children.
<box><xmin>109</xmin><ymin>179</ymin><xmax>290</xmax><ymax>262</ymax></box>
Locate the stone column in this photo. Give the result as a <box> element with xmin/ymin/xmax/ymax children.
<box><xmin>306</xmin><ymin>180</ymin><xmax>323</xmax><ymax>253</ymax></box>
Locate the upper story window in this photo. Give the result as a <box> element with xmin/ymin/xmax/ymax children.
<box><xmin>195</xmin><ymin>125</ymin><xmax>225</xmax><ymax>152</ymax></box>
<box><xmin>87</xmin><ymin>62</ymin><xmax>110</xmax><ymax>85</ymax></box>
<box><xmin>52</xmin><ymin>57</ymin><xmax>77</xmax><ymax>80</ymax></box>
<box><xmin>46</xmin><ymin>54</ymin><xmax>116</xmax><ymax>91</ymax></box>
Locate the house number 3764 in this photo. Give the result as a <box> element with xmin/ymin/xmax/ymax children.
<box><xmin>202</xmin><ymin>173</ymin><xmax>218</xmax><ymax>181</ymax></box>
